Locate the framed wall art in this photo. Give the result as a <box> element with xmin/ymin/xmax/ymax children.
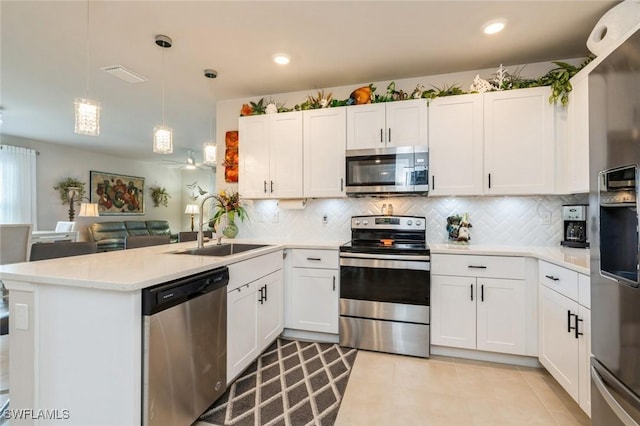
<box><xmin>90</xmin><ymin>170</ymin><xmax>145</xmax><ymax>215</ymax></box>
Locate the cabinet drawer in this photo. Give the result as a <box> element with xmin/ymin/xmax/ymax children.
<box><xmin>578</xmin><ymin>273</ymin><xmax>590</xmax><ymax>309</ymax></box>
<box><xmin>290</xmin><ymin>249</ymin><xmax>338</xmax><ymax>269</ymax></box>
<box><xmin>431</xmin><ymin>254</ymin><xmax>525</xmax><ymax>279</ymax></box>
<box><xmin>539</xmin><ymin>261</ymin><xmax>578</xmax><ymax>301</ymax></box>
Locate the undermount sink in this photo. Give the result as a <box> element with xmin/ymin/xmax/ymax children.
<box><xmin>173</xmin><ymin>243</ymin><xmax>270</xmax><ymax>257</ymax></box>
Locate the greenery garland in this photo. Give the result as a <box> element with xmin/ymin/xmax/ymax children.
<box><xmin>239</xmin><ymin>57</ymin><xmax>594</xmax><ymax>116</ymax></box>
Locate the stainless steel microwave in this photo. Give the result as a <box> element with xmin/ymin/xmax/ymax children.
<box><xmin>345</xmin><ymin>146</ymin><xmax>429</xmax><ymax>196</ymax></box>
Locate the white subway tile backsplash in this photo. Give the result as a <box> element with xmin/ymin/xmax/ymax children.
<box><xmin>237</xmin><ymin>194</ymin><xmax>586</xmax><ymax>246</ymax></box>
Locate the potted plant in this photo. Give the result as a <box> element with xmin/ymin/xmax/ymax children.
<box><xmin>53</xmin><ymin>177</ymin><xmax>86</xmax><ymax>204</ymax></box>
<box><xmin>150</xmin><ymin>186</ymin><xmax>170</xmax><ymax>207</ymax></box>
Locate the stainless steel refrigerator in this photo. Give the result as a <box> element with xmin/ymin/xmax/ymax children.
<box><xmin>589</xmin><ymin>28</ymin><xmax>640</xmax><ymax>425</ymax></box>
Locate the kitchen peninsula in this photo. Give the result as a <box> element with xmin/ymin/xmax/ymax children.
<box><xmin>0</xmin><ymin>240</ymin><xmax>290</xmax><ymax>426</ymax></box>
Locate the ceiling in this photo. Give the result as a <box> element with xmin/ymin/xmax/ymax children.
<box><xmin>0</xmin><ymin>1</ymin><xmax>618</xmax><ymax>166</ymax></box>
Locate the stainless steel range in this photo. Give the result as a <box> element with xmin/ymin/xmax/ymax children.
<box><xmin>339</xmin><ymin>215</ymin><xmax>430</xmax><ymax>358</ymax></box>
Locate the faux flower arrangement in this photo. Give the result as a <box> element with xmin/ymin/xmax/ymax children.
<box><xmin>210</xmin><ymin>188</ymin><xmax>248</xmax><ymax>225</ymax></box>
<box><xmin>239</xmin><ymin>57</ymin><xmax>595</xmax><ymax>116</ymax></box>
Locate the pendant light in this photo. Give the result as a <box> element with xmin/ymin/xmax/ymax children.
<box><xmin>74</xmin><ymin>0</ymin><xmax>101</xmax><ymax>136</ymax></box>
<box><xmin>153</xmin><ymin>34</ymin><xmax>173</xmax><ymax>154</ymax></box>
<box><xmin>203</xmin><ymin>69</ymin><xmax>217</xmax><ymax>165</ymax></box>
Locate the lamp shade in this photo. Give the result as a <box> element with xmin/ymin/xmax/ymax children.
<box><xmin>79</xmin><ymin>202</ymin><xmax>100</xmax><ymax>217</ymax></box>
<box><xmin>153</xmin><ymin>125</ymin><xmax>173</xmax><ymax>154</ymax></box>
<box><xmin>203</xmin><ymin>143</ymin><xmax>217</xmax><ymax>164</ymax></box>
<box><xmin>184</xmin><ymin>204</ymin><xmax>199</xmax><ymax>215</ymax></box>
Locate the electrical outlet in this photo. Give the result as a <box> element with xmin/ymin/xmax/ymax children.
<box><xmin>322</xmin><ymin>214</ymin><xmax>328</xmax><ymax>224</ymax></box>
<box><xmin>541</xmin><ymin>211</ymin><xmax>552</xmax><ymax>225</ymax></box>
<box><xmin>270</xmin><ymin>212</ymin><xmax>279</xmax><ymax>223</ymax></box>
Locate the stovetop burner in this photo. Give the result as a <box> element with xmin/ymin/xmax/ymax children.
<box><xmin>340</xmin><ymin>215</ymin><xmax>429</xmax><ymax>256</ymax></box>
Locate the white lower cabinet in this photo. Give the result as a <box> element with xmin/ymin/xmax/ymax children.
<box><xmin>226</xmin><ymin>252</ymin><xmax>284</xmax><ymax>384</ymax></box>
<box><xmin>431</xmin><ymin>254</ymin><xmax>531</xmax><ymax>356</ymax></box>
<box><xmin>285</xmin><ymin>249</ymin><xmax>339</xmax><ymax>334</ymax></box>
<box><xmin>431</xmin><ymin>275</ymin><xmax>526</xmax><ymax>354</ymax></box>
<box><xmin>538</xmin><ymin>261</ymin><xmax>591</xmax><ymax>416</ymax></box>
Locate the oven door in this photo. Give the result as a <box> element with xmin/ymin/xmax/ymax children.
<box><xmin>339</xmin><ymin>252</ymin><xmax>430</xmax><ymax>324</ymax></box>
<box><xmin>345</xmin><ymin>146</ymin><xmax>428</xmax><ymax>195</ymax></box>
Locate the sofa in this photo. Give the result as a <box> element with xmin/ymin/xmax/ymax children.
<box><xmin>88</xmin><ymin>221</ymin><xmax>178</xmax><ymax>251</ymax></box>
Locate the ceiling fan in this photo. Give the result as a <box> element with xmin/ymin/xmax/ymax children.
<box><xmin>162</xmin><ymin>150</ymin><xmax>215</xmax><ymax>171</ymax></box>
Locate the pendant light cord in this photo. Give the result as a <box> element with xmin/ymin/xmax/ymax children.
<box><xmin>85</xmin><ymin>0</ymin><xmax>90</xmax><ymax>98</ymax></box>
<box><xmin>161</xmin><ymin>47</ymin><xmax>166</xmax><ymax>126</ymax></box>
<box><xmin>209</xmin><ymin>78</ymin><xmax>214</xmax><ymax>141</ymax></box>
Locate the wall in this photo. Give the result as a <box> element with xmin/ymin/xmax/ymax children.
<box><xmin>2</xmin><ymin>134</ymin><xmax>216</xmax><ymax>241</ymax></box>
<box><xmin>215</xmin><ymin>59</ymin><xmax>587</xmax><ymax>247</ymax></box>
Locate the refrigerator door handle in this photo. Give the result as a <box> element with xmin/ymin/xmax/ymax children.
<box><xmin>591</xmin><ymin>364</ymin><xmax>640</xmax><ymax>426</ymax></box>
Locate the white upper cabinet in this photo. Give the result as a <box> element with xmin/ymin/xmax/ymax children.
<box><xmin>347</xmin><ymin>99</ymin><xmax>428</xmax><ymax>150</ymax></box>
<box><xmin>484</xmin><ymin>87</ymin><xmax>556</xmax><ymax>195</ymax></box>
<box><xmin>566</xmin><ymin>74</ymin><xmax>590</xmax><ymax>194</ymax></box>
<box><xmin>239</xmin><ymin>112</ymin><xmax>303</xmax><ymax>199</ymax></box>
<box><xmin>303</xmin><ymin>108</ymin><xmax>347</xmax><ymax>198</ymax></box>
<box><xmin>428</xmin><ymin>94</ymin><xmax>484</xmax><ymax>196</ymax></box>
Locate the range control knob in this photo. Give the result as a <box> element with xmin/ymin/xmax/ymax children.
<box><xmin>407</xmin><ymin>220</ymin><xmax>413</xmax><ymax>226</ymax></box>
<box><xmin>416</xmin><ymin>220</ymin><xmax>422</xmax><ymax>226</ymax></box>
<box><xmin>363</xmin><ymin>220</ymin><xmax>369</xmax><ymax>226</ymax></box>
<box><xmin>355</xmin><ymin>220</ymin><xmax>361</xmax><ymax>226</ymax></box>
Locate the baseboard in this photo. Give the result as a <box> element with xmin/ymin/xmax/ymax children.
<box><xmin>430</xmin><ymin>345</ymin><xmax>541</xmax><ymax>368</ymax></box>
<box><xmin>281</xmin><ymin>329</ymin><xmax>339</xmax><ymax>344</ymax></box>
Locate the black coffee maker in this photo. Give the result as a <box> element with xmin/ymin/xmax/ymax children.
<box><xmin>561</xmin><ymin>204</ymin><xmax>589</xmax><ymax>248</ymax></box>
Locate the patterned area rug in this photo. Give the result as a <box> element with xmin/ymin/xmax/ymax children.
<box><xmin>200</xmin><ymin>338</ymin><xmax>357</xmax><ymax>426</ymax></box>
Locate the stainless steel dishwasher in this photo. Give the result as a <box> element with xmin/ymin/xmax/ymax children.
<box><xmin>142</xmin><ymin>266</ymin><xmax>229</xmax><ymax>426</ymax></box>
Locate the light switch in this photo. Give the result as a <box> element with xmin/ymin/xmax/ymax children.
<box><xmin>14</xmin><ymin>303</ymin><xmax>29</xmax><ymax>330</ymax></box>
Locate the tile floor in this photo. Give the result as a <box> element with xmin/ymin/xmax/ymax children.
<box><xmin>334</xmin><ymin>350</ymin><xmax>590</xmax><ymax>426</ymax></box>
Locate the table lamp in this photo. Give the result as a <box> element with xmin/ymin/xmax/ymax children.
<box><xmin>79</xmin><ymin>202</ymin><xmax>100</xmax><ymax>217</ymax></box>
<box><xmin>185</xmin><ymin>204</ymin><xmax>199</xmax><ymax>232</ymax></box>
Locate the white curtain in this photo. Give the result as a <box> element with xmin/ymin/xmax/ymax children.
<box><xmin>0</xmin><ymin>145</ymin><xmax>38</xmax><ymax>227</ymax></box>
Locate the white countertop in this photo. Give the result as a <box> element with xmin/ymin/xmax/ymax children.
<box><xmin>1</xmin><ymin>237</ymin><xmax>591</xmax><ymax>292</ymax></box>
<box><xmin>429</xmin><ymin>243</ymin><xmax>590</xmax><ymax>275</ymax></box>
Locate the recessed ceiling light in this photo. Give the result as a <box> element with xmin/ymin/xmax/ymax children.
<box><xmin>483</xmin><ymin>19</ymin><xmax>506</xmax><ymax>35</ymax></box>
<box><xmin>272</xmin><ymin>53</ymin><xmax>290</xmax><ymax>65</ymax></box>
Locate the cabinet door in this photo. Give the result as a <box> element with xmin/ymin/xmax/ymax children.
<box><xmin>567</xmin><ymin>75</ymin><xmax>589</xmax><ymax>194</ymax></box>
<box><xmin>385</xmin><ymin>99</ymin><xmax>428</xmax><ymax>147</ymax></box>
<box><xmin>538</xmin><ymin>285</ymin><xmax>580</xmax><ymax>400</ymax></box>
<box><xmin>227</xmin><ymin>282</ymin><xmax>259</xmax><ymax>383</ymax></box>
<box><xmin>578</xmin><ymin>305</ymin><xmax>591</xmax><ymax>416</ymax></box>
<box><xmin>346</xmin><ymin>103</ymin><xmax>386</xmax><ymax>150</ymax></box>
<box><xmin>431</xmin><ymin>275</ymin><xmax>476</xmax><ymax>349</ymax></box>
<box><xmin>476</xmin><ymin>278</ymin><xmax>526</xmax><ymax>355</ymax></box>
<box><xmin>303</xmin><ymin>108</ymin><xmax>347</xmax><ymax>198</ymax></box>
<box><xmin>270</xmin><ymin>112</ymin><xmax>303</xmax><ymax>198</ymax></box>
<box><xmin>484</xmin><ymin>87</ymin><xmax>555</xmax><ymax>195</ymax></box>
<box><xmin>428</xmin><ymin>94</ymin><xmax>484</xmax><ymax>195</ymax></box>
<box><xmin>290</xmin><ymin>268</ymin><xmax>339</xmax><ymax>334</ymax></box>
<box><xmin>239</xmin><ymin>115</ymin><xmax>271</xmax><ymax>199</ymax></box>
<box><xmin>258</xmin><ymin>269</ymin><xmax>284</xmax><ymax>352</ymax></box>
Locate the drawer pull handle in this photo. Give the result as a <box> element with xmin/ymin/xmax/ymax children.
<box><xmin>481</xmin><ymin>284</ymin><xmax>484</xmax><ymax>302</ymax></box>
<box><xmin>307</xmin><ymin>257</ymin><xmax>322</xmax><ymax>261</ymax></box>
<box><xmin>470</xmin><ymin>284</ymin><xmax>474</xmax><ymax>301</ymax></box>
<box><xmin>333</xmin><ymin>276</ymin><xmax>336</xmax><ymax>291</ymax></box>
<box><xmin>468</xmin><ymin>265</ymin><xmax>487</xmax><ymax>269</ymax></box>
<box><xmin>545</xmin><ymin>275</ymin><xmax>560</xmax><ymax>281</ymax></box>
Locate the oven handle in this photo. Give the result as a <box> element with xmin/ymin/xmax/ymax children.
<box><xmin>340</xmin><ymin>256</ymin><xmax>430</xmax><ymax>271</ymax></box>
<box><xmin>340</xmin><ymin>252</ymin><xmax>430</xmax><ymax>262</ymax></box>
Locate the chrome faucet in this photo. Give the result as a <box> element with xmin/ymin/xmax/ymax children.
<box><xmin>197</xmin><ymin>193</ymin><xmax>217</xmax><ymax>249</ymax></box>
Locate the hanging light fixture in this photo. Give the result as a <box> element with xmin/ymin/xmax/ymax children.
<box><xmin>203</xmin><ymin>68</ymin><xmax>218</xmax><ymax>165</ymax></box>
<box><xmin>153</xmin><ymin>34</ymin><xmax>173</xmax><ymax>154</ymax></box>
<box><xmin>74</xmin><ymin>0</ymin><xmax>101</xmax><ymax>136</ymax></box>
